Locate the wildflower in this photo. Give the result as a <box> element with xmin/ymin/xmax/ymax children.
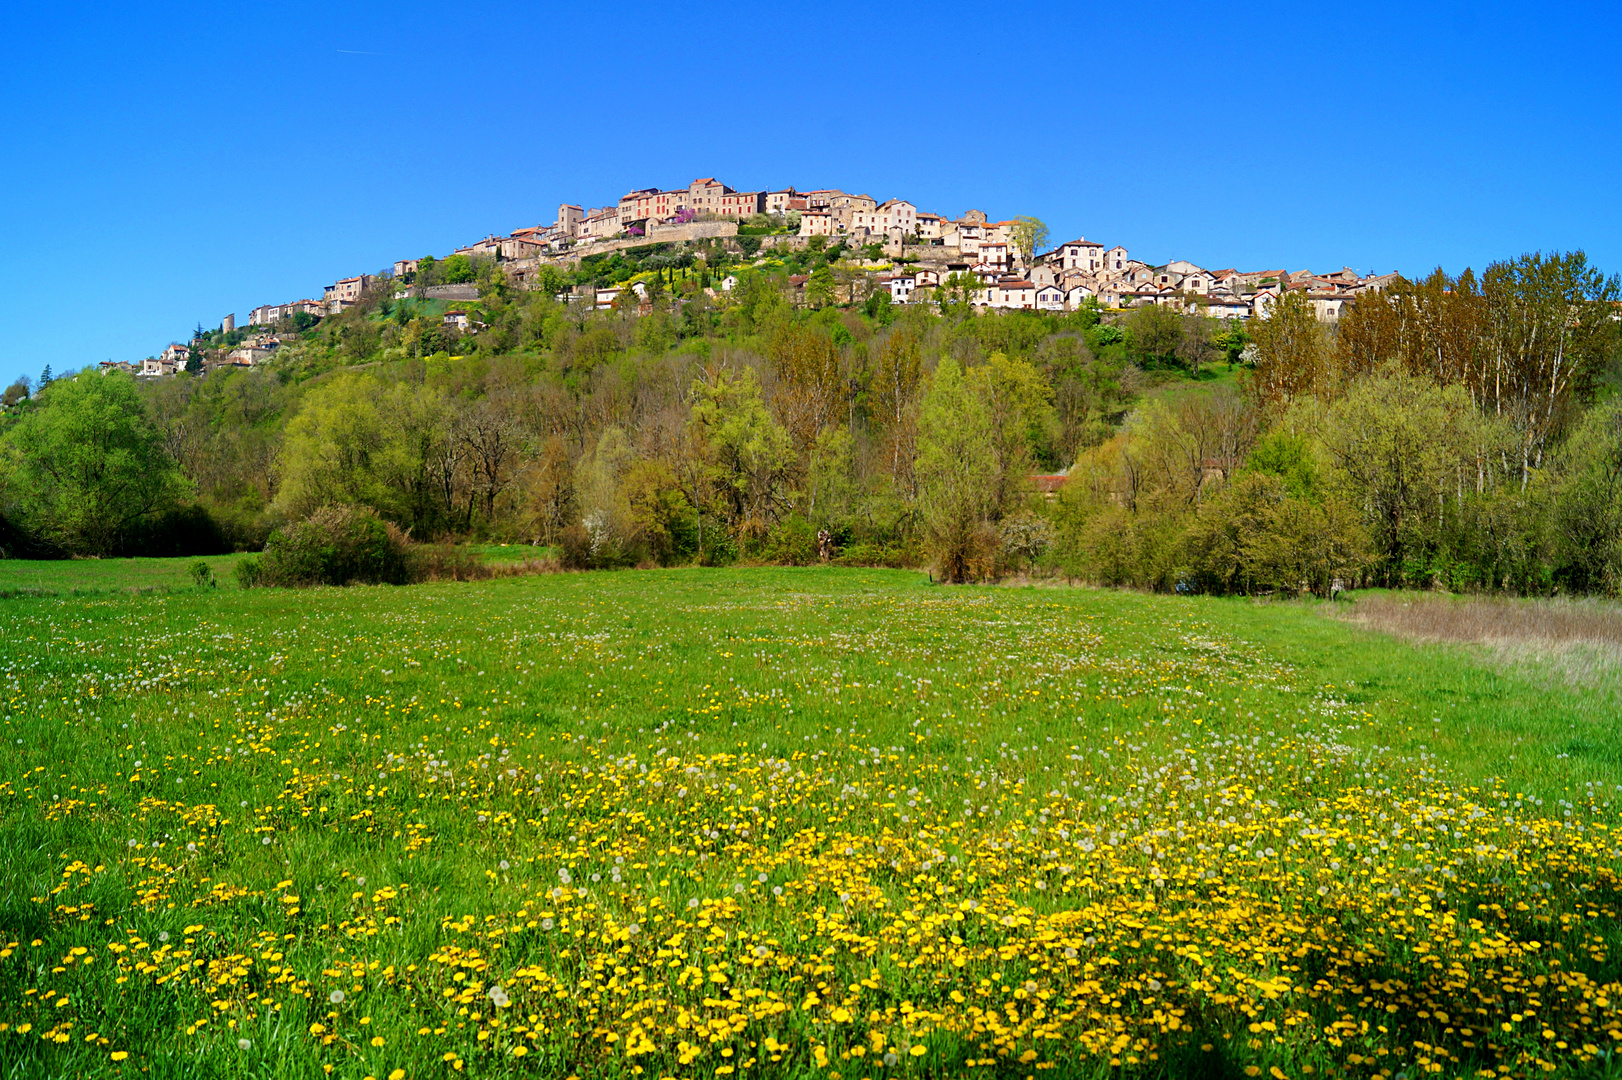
<box><xmin>110</xmin><ymin>1051</ymin><xmax>128</xmax><ymax>1061</ymax></box>
<box><xmin>330</xmin><ymin>991</ymin><xmax>345</xmax><ymax>1005</ymax></box>
<box><xmin>238</xmin><ymin>1038</ymin><xmax>252</xmax><ymax>1050</ymax></box>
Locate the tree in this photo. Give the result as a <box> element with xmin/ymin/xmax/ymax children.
<box><xmin>685</xmin><ymin>366</ymin><xmax>794</xmax><ymax>546</ymax></box>
<box><xmin>864</xmin><ymin>288</ymin><xmax>894</xmax><ymax>323</ymax></box>
<box><xmin>769</xmin><ymin>324</ymin><xmax>844</xmax><ymax>452</ymax></box>
<box><xmin>1320</xmin><ymin>366</ymin><xmax>1492</xmax><ymax>585</ymax></box>
<box><xmin>0</xmin><ymin>371</ymin><xmax>187</xmax><ymax>554</ymax></box>
<box><xmin>1125</xmin><ymin>304</ymin><xmax>1182</xmax><ymax>367</ymax></box>
<box><xmin>1009</xmin><ymin>216</ymin><xmax>1050</xmax><ymax>267</ymax></box>
<box><xmin>1479</xmin><ymin>251</ymin><xmax>1620</xmax><ymax>480</ymax></box>
<box><xmin>440</xmin><ymin>253</ymin><xmax>475</xmax><ymax>284</ymax></box>
<box><xmin>39</xmin><ymin>364</ymin><xmax>53</xmax><ymax>388</ymax></box>
<box><xmin>869</xmin><ymin>328</ymin><xmax>923</xmax><ymax>489</ymax></box>
<box><xmin>1248</xmin><ymin>290</ymin><xmax>1328</xmax><ymax>407</ymax></box>
<box><xmin>807</xmin><ymin>264</ymin><xmax>836</xmax><ymax>309</ymax></box>
<box><xmin>1544</xmin><ymin>401</ymin><xmax>1622</xmax><ymax>594</ymax></box>
<box><xmin>978</xmin><ymin>352</ymin><xmax>1056</xmax><ymax>519</ymax></box>
<box><xmin>274</xmin><ymin>374</ymin><xmax>454</xmax><ymax>530</ymax></box>
<box><xmin>1175</xmin><ymin>314</ymin><xmax>1221</xmax><ymax>377</ymax></box>
<box><xmin>915</xmin><ymin>358</ymin><xmax>998</xmax><ymax>582</ymax></box>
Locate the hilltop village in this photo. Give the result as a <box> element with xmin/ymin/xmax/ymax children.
<box><xmin>113</xmin><ymin>176</ymin><xmax>1396</xmax><ymax>377</ymax></box>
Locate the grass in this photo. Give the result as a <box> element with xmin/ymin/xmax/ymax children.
<box><xmin>0</xmin><ymin>553</ymin><xmax>251</xmax><ymax>597</ymax></box>
<box><xmin>1</xmin><ymin>567</ymin><xmax>1619</xmax><ymax>1079</ymax></box>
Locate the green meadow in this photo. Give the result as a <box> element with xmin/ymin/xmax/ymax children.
<box><xmin>2</xmin><ymin>566</ymin><xmax>1619</xmax><ymax>1079</ymax></box>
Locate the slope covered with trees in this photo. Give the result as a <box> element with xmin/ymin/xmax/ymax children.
<box><xmin>1</xmin><ymin>247</ymin><xmax>1617</xmax><ymax>594</ymax></box>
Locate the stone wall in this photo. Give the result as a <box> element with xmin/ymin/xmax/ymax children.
<box><xmin>421</xmin><ymin>284</ymin><xmax>480</xmax><ymax>301</ymax></box>
<box><xmin>647</xmin><ymin>220</ymin><xmax>739</xmax><ymax>242</ymax></box>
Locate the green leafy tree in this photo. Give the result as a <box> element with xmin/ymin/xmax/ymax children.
<box><xmin>1321</xmin><ymin>366</ymin><xmax>1499</xmax><ymax>585</ymax></box>
<box><xmin>807</xmin><ymin>264</ymin><xmax>836</xmax><ymax>309</ymax></box>
<box><xmin>274</xmin><ymin>374</ymin><xmax>454</xmax><ymax>530</ymax></box>
<box><xmin>979</xmin><ymin>352</ymin><xmax>1056</xmax><ymax>518</ymax></box>
<box><xmin>440</xmin><ymin>253</ymin><xmax>475</xmax><ymax>284</ymax></box>
<box><xmin>1545</xmin><ymin>401</ymin><xmax>1622</xmax><ymax>594</ymax></box>
<box><xmin>1009</xmin><ymin>216</ymin><xmax>1050</xmax><ymax>267</ymax></box>
<box><xmin>685</xmin><ymin>366</ymin><xmax>794</xmax><ymax>547</ymax></box>
<box><xmin>1249</xmin><ymin>290</ymin><xmax>1328</xmax><ymax>406</ymax></box>
<box><xmin>0</xmin><ymin>371</ymin><xmax>187</xmax><ymax>554</ymax></box>
<box><xmin>915</xmin><ymin>357</ymin><xmax>998</xmax><ymax>582</ymax></box>
<box><xmin>1125</xmin><ymin>304</ymin><xmax>1183</xmax><ymax>367</ymax></box>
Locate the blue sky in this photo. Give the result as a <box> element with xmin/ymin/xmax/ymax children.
<box><xmin>2</xmin><ymin>1</ymin><xmax>1617</xmax><ymax>387</ymax></box>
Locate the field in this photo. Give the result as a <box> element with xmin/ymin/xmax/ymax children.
<box><xmin>2</xmin><ymin>568</ymin><xmax>1620</xmax><ymax>1080</ymax></box>
<box><xmin>0</xmin><ymin>555</ymin><xmax>251</xmax><ymax>598</ymax></box>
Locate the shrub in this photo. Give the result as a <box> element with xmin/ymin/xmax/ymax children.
<box><xmin>761</xmin><ymin>514</ymin><xmax>817</xmax><ymax>565</ymax></box>
<box><xmin>129</xmin><ymin>504</ymin><xmax>230</xmax><ymax>558</ymax></box>
<box><xmin>248</xmin><ymin>506</ymin><xmax>414</xmax><ymax>587</ymax></box>
<box><xmin>234</xmin><ymin>556</ymin><xmax>263</xmax><ymax>589</ymax></box>
<box><xmin>998</xmin><ymin>511</ymin><xmax>1054</xmax><ymax>572</ymax></box>
<box><xmin>559</xmin><ymin>524</ymin><xmax>592</xmax><ymax>570</ymax></box>
<box><xmin>188</xmin><ymin>560</ymin><xmax>216</xmax><ymax>588</ymax></box>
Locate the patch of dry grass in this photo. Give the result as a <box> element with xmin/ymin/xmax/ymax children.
<box><xmin>1339</xmin><ymin>593</ymin><xmax>1622</xmax><ymax>690</ymax></box>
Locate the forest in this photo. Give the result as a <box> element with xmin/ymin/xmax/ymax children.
<box><xmin>1</xmin><ymin>247</ymin><xmax>1618</xmax><ymax>594</ymax></box>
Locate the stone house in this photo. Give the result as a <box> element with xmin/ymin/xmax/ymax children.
<box><xmin>717</xmin><ymin>190</ymin><xmax>765</xmax><ymax>217</ymax></box>
<box><xmin>324</xmin><ymin>275</ymin><xmax>372</xmax><ymax>305</ymax></box>
<box><xmin>617</xmin><ymin>187</ymin><xmax>668</xmax><ymax>229</ymax></box>
<box><xmin>877</xmin><ymin>273</ymin><xmax>917</xmax><ymax>303</ymax></box>
<box><xmin>914</xmin><ymin>212</ymin><xmax>945</xmax><ymax>240</ymax></box>
<box><xmin>764</xmin><ymin>188</ymin><xmax>799</xmax><ymax>214</ymax></box>
<box><xmin>798</xmin><ymin>211</ymin><xmax>836</xmax><ymax>237</ymax></box>
<box><xmin>1066</xmin><ymin>284</ymin><xmax>1095</xmax><ymax>309</ymax></box>
<box><xmin>802</xmin><ymin>189</ymin><xmax>844</xmax><ymax>211</ymax></box>
<box><xmin>1053</xmin><ymin>237</ymin><xmax>1106</xmax><ymax>272</ymax></box>
<box><xmin>228</xmin><ymin>345</ymin><xmax>272</xmax><ymax>366</ymax></box>
<box><xmin>1104</xmin><ymin>245</ymin><xmax>1130</xmax><ymax>273</ymax></box>
<box><xmin>576</xmin><ymin>207</ymin><xmax>620</xmax><ymax>243</ymax></box>
<box><xmin>952</xmin><ymin>221</ymin><xmax>984</xmax><ymax>257</ymax></box>
<box><xmin>850</xmin><ymin>199</ymin><xmax>917</xmax><ymax>237</ymax></box>
<box><xmin>980</xmin><ymin>279</ymin><xmax>1036</xmax><ymax>310</ymax></box>
<box><xmin>1035</xmin><ymin>284</ymin><xmax>1066</xmax><ymax>311</ymax></box>
<box><xmin>161</xmin><ymin>343</ymin><xmax>190</xmax><ymax>366</ymax></box>
<box><xmin>499</xmin><ymin>235</ymin><xmax>547</xmax><ymax>260</ymax></box>
<box><xmin>1201</xmin><ymin>294</ymin><xmax>1251</xmax><ymax>319</ymax></box>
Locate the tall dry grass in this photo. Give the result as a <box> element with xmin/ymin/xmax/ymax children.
<box><xmin>1339</xmin><ymin>593</ymin><xmax>1622</xmax><ymax>690</ymax></box>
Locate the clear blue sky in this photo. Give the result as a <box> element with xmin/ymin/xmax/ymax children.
<box><xmin>2</xmin><ymin>1</ymin><xmax>1617</xmax><ymax>387</ymax></box>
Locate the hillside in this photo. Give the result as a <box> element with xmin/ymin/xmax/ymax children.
<box><xmin>0</xmin><ymin>246</ymin><xmax>1618</xmax><ymax>598</ymax></box>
